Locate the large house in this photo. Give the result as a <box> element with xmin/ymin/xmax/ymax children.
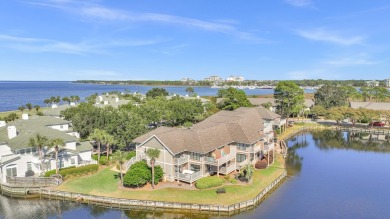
<box><xmin>133</xmin><ymin>107</ymin><xmax>280</xmax><ymax>184</ymax></box>
<box><xmin>0</xmin><ymin>115</ymin><xmax>93</xmax><ymax>183</ymax></box>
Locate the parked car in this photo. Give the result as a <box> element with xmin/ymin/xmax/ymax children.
<box><xmin>369</xmin><ymin>121</ymin><xmax>385</xmax><ymax>127</ymax></box>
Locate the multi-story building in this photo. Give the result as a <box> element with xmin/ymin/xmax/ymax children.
<box><xmin>0</xmin><ymin>115</ymin><xmax>94</xmax><ymax>183</ymax></box>
<box><xmin>204</xmin><ymin>75</ymin><xmax>223</xmax><ymax>82</ymax></box>
<box><xmin>384</xmin><ymin>78</ymin><xmax>390</xmax><ymax>87</ymax></box>
<box><xmin>226</xmin><ymin>76</ymin><xmax>244</xmax><ymax>82</ymax></box>
<box><xmin>133</xmin><ymin>107</ymin><xmax>279</xmax><ymax>184</ymax></box>
<box><xmin>365</xmin><ymin>80</ymin><xmax>379</xmax><ymax>87</ymax></box>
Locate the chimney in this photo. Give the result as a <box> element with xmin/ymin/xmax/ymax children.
<box><xmin>7</xmin><ymin>126</ymin><xmax>17</xmax><ymax>139</ymax></box>
<box><xmin>52</xmin><ymin>103</ymin><xmax>58</xmax><ymax>109</ymax></box>
<box><xmin>115</xmin><ymin>97</ymin><xmax>119</xmax><ymax>103</ymax></box>
<box><xmin>22</xmin><ymin>113</ymin><xmax>29</xmax><ymax>120</ymax></box>
<box><xmin>0</xmin><ymin>121</ymin><xmax>6</xmax><ymax>127</ymax></box>
<box><xmin>98</xmin><ymin>96</ymin><xmax>103</xmax><ymax>101</ymax></box>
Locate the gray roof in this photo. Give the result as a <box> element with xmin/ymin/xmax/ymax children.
<box><xmin>0</xmin><ymin>116</ymin><xmax>91</xmax><ymax>152</ymax></box>
<box><xmin>350</xmin><ymin>102</ymin><xmax>390</xmax><ymax>110</ymax></box>
<box><xmin>134</xmin><ymin>107</ymin><xmax>274</xmax><ymax>155</ymax></box>
<box><xmin>95</xmin><ymin>94</ymin><xmax>130</xmax><ymax>108</ymax></box>
<box><xmin>43</xmin><ymin>104</ymin><xmax>72</xmax><ymax>117</ymax></box>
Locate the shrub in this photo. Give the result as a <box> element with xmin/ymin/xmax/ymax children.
<box><xmin>36</xmin><ymin>111</ymin><xmax>44</xmax><ymax>116</ymax></box>
<box><xmin>125</xmin><ymin>151</ymin><xmax>136</xmax><ymax>160</ymax></box>
<box><xmin>195</xmin><ymin>176</ymin><xmax>225</xmax><ymax>189</ymax></box>
<box><xmin>25</xmin><ymin>170</ymin><xmax>35</xmax><ymax>177</ymax></box>
<box><xmin>123</xmin><ymin>161</ymin><xmax>163</xmax><ymax>187</ymax></box>
<box><xmin>44</xmin><ymin>164</ymin><xmax>98</xmax><ymax>178</ymax></box>
<box><xmin>255</xmin><ymin>160</ymin><xmax>268</xmax><ymax>169</ymax></box>
<box><xmin>91</xmin><ymin>155</ymin><xmax>110</xmax><ymax>165</ymax></box>
<box><xmin>229</xmin><ymin>178</ymin><xmax>238</xmax><ymax>184</ymax></box>
<box><xmin>216</xmin><ymin>188</ymin><xmax>226</xmax><ymax>194</ymax></box>
<box><xmin>224</xmin><ymin>175</ymin><xmax>231</xmax><ymax>181</ymax></box>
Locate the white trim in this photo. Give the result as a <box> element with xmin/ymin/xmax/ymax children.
<box><xmin>137</xmin><ymin>135</ymin><xmax>175</xmax><ymax>156</ymax></box>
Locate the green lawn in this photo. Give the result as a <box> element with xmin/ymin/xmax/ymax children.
<box><xmin>57</xmin><ymin>155</ymin><xmax>286</xmax><ymax>205</ymax></box>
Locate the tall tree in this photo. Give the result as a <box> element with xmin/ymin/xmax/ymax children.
<box><xmin>89</xmin><ymin>129</ymin><xmax>106</xmax><ymax>165</ymax></box>
<box><xmin>185</xmin><ymin>87</ymin><xmax>194</xmax><ymax>96</ymax></box>
<box><xmin>112</xmin><ymin>150</ymin><xmax>127</xmax><ymax>185</ymax></box>
<box><xmin>314</xmin><ymin>84</ymin><xmax>348</xmax><ymax>109</ymax></box>
<box><xmin>102</xmin><ymin>133</ymin><xmax>115</xmax><ymax>160</ymax></box>
<box><xmin>49</xmin><ymin>138</ymin><xmax>65</xmax><ymax>174</ymax></box>
<box><xmin>146</xmin><ymin>148</ymin><xmax>161</xmax><ymax>189</ymax></box>
<box><xmin>34</xmin><ymin>105</ymin><xmax>41</xmax><ymax>112</ymax></box>
<box><xmin>217</xmin><ymin>87</ymin><xmax>251</xmax><ymax>110</ymax></box>
<box><xmin>28</xmin><ymin>134</ymin><xmax>48</xmax><ymax>175</ymax></box>
<box><xmin>274</xmin><ymin>81</ymin><xmax>304</xmax><ymax>119</ymax></box>
<box><xmin>18</xmin><ymin>106</ymin><xmax>25</xmax><ymax>113</ymax></box>
<box><xmin>26</xmin><ymin>103</ymin><xmax>33</xmax><ymax>111</ymax></box>
<box><xmin>146</xmin><ymin>88</ymin><xmax>169</xmax><ymax>98</ymax></box>
<box><xmin>62</xmin><ymin>97</ymin><xmax>70</xmax><ymax>105</ymax></box>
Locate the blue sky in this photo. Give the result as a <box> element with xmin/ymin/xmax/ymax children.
<box><xmin>0</xmin><ymin>0</ymin><xmax>389</xmax><ymax>81</ymax></box>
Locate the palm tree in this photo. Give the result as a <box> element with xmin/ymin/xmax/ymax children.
<box><xmin>240</xmin><ymin>164</ymin><xmax>254</xmax><ymax>182</ymax></box>
<box><xmin>34</xmin><ymin>105</ymin><xmax>41</xmax><ymax>112</ymax></box>
<box><xmin>89</xmin><ymin>129</ymin><xmax>105</xmax><ymax>165</ymax></box>
<box><xmin>112</xmin><ymin>150</ymin><xmax>127</xmax><ymax>185</ymax></box>
<box><xmin>18</xmin><ymin>106</ymin><xmax>25</xmax><ymax>113</ymax></box>
<box><xmin>62</xmin><ymin>97</ymin><xmax>70</xmax><ymax>105</ymax></box>
<box><xmin>102</xmin><ymin>133</ymin><xmax>115</xmax><ymax>161</ymax></box>
<box><xmin>28</xmin><ymin>134</ymin><xmax>48</xmax><ymax>175</ymax></box>
<box><xmin>146</xmin><ymin>148</ymin><xmax>160</xmax><ymax>189</ymax></box>
<box><xmin>49</xmin><ymin>138</ymin><xmax>65</xmax><ymax>174</ymax></box>
<box><xmin>26</xmin><ymin>103</ymin><xmax>33</xmax><ymax>111</ymax></box>
<box><xmin>44</xmin><ymin>99</ymin><xmax>51</xmax><ymax>107</ymax></box>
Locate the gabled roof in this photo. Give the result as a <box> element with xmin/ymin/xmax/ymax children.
<box><xmin>350</xmin><ymin>102</ymin><xmax>390</xmax><ymax>110</ymax></box>
<box><xmin>134</xmin><ymin>107</ymin><xmax>274</xmax><ymax>155</ymax></box>
<box><xmin>0</xmin><ymin>116</ymin><xmax>87</xmax><ymax>150</ymax></box>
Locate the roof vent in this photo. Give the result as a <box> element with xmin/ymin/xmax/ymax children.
<box><xmin>7</xmin><ymin>126</ymin><xmax>17</xmax><ymax>139</ymax></box>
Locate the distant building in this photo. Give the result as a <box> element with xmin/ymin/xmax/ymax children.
<box><xmin>384</xmin><ymin>78</ymin><xmax>390</xmax><ymax>87</ymax></box>
<box><xmin>204</xmin><ymin>75</ymin><xmax>223</xmax><ymax>82</ymax></box>
<box><xmin>365</xmin><ymin>80</ymin><xmax>379</xmax><ymax>87</ymax></box>
<box><xmin>226</xmin><ymin>76</ymin><xmax>244</xmax><ymax>82</ymax></box>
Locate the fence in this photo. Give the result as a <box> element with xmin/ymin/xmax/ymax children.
<box><xmin>6</xmin><ymin>176</ymin><xmax>60</xmax><ymax>187</ymax></box>
<box><xmin>39</xmin><ymin>171</ymin><xmax>287</xmax><ymax>213</ymax></box>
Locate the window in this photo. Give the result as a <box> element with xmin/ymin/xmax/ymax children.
<box><xmin>71</xmin><ymin>158</ymin><xmax>75</xmax><ymax>165</ymax></box>
<box><xmin>190</xmin><ymin>152</ymin><xmax>201</xmax><ymax>161</ymax></box>
<box><xmin>237</xmin><ymin>143</ymin><xmax>248</xmax><ymax>151</ymax></box>
<box><xmin>190</xmin><ymin>164</ymin><xmax>200</xmax><ymax>172</ymax></box>
<box><xmin>6</xmin><ymin>164</ymin><xmax>17</xmax><ymax>177</ymax></box>
<box><xmin>236</xmin><ymin>154</ymin><xmax>247</xmax><ymax>163</ymax></box>
<box><xmin>27</xmin><ymin>162</ymin><xmax>32</xmax><ymax>171</ymax></box>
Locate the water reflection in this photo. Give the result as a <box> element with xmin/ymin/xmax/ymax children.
<box><xmin>312</xmin><ymin>130</ymin><xmax>390</xmax><ymax>153</ymax></box>
<box><xmin>286</xmin><ymin>133</ymin><xmax>309</xmax><ymax>176</ymax></box>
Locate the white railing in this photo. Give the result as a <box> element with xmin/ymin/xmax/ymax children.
<box><xmin>264</xmin><ymin>142</ymin><xmax>274</xmax><ymax>151</ymax></box>
<box><xmin>204</xmin><ymin>150</ymin><xmax>236</xmax><ymax>165</ymax></box>
<box><xmin>251</xmin><ymin>144</ymin><xmax>261</xmax><ymax>152</ymax></box>
<box><xmin>174</xmin><ymin>155</ymin><xmax>189</xmax><ymax>165</ymax></box>
<box><xmin>76</xmin><ymin>159</ymin><xmax>97</xmax><ymax>167</ymax></box>
<box><xmin>175</xmin><ymin>171</ymin><xmax>202</xmax><ymax>183</ymax></box>
<box><xmin>125</xmin><ymin>157</ymin><xmax>136</xmax><ymax>171</ymax></box>
<box><xmin>220</xmin><ymin>164</ymin><xmax>237</xmax><ymax>174</ymax></box>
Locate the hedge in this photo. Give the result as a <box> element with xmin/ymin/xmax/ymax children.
<box><xmin>44</xmin><ymin>164</ymin><xmax>98</xmax><ymax>178</ymax></box>
<box><xmin>91</xmin><ymin>155</ymin><xmax>111</xmax><ymax>165</ymax></box>
<box><xmin>123</xmin><ymin>161</ymin><xmax>163</xmax><ymax>188</ymax></box>
<box><xmin>195</xmin><ymin>176</ymin><xmax>225</xmax><ymax>189</ymax></box>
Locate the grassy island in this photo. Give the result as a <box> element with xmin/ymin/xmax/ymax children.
<box><xmin>56</xmin><ymin>155</ymin><xmax>285</xmax><ymax>205</ymax></box>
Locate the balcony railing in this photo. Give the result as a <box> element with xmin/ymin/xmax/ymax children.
<box><xmin>204</xmin><ymin>150</ymin><xmax>236</xmax><ymax>165</ymax></box>
<box><xmin>174</xmin><ymin>155</ymin><xmax>189</xmax><ymax>165</ymax></box>
<box><xmin>175</xmin><ymin>171</ymin><xmax>202</xmax><ymax>183</ymax></box>
<box><xmin>219</xmin><ymin>165</ymin><xmax>237</xmax><ymax>174</ymax></box>
<box><xmin>251</xmin><ymin>144</ymin><xmax>262</xmax><ymax>153</ymax></box>
<box><xmin>264</xmin><ymin>142</ymin><xmax>274</xmax><ymax>151</ymax></box>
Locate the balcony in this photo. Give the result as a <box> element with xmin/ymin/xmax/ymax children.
<box><xmin>174</xmin><ymin>155</ymin><xmax>189</xmax><ymax>165</ymax></box>
<box><xmin>175</xmin><ymin>171</ymin><xmax>202</xmax><ymax>183</ymax></box>
<box><xmin>204</xmin><ymin>150</ymin><xmax>236</xmax><ymax>165</ymax></box>
<box><xmin>219</xmin><ymin>164</ymin><xmax>237</xmax><ymax>174</ymax></box>
<box><xmin>251</xmin><ymin>144</ymin><xmax>262</xmax><ymax>153</ymax></box>
<box><xmin>264</xmin><ymin>142</ymin><xmax>274</xmax><ymax>151</ymax></box>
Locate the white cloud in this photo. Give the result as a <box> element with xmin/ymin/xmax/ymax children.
<box><xmin>296</xmin><ymin>28</ymin><xmax>364</xmax><ymax>46</ymax></box>
<box><xmin>285</xmin><ymin>0</ymin><xmax>313</xmax><ymax>8</ymax></box>
<box><xmin>29</xmin><ymin>1</ymin><xmax>265</xmax><ymax>43</ymax></box>
<box><xmin>0</xmin><ymin>34</ymin><xmax>160</xmax><ymax>54</ymax></box>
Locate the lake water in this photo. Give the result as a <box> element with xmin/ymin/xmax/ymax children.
<box><xmin>0</xmin><ymin>81</ymin><xmax>314</xmax><ymax>112</ymax></box>
<box><xmin>1</xmin><ymin>130</ymin><xmax>390</xmax><ymax>219</ymax></box>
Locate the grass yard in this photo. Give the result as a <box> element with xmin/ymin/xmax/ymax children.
<box><xmin>57</xmin><ymin>155</ymin><xmax>286</xmax><ymax>205</ymax></box>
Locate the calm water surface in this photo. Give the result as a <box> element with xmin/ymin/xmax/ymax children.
<box><xmin>1</xmin><ymin>130</ymin><xmax>390</xmax><ymax>219</ymax></box>
<box><xmin>0</xmin><ymin>81</ymin><xmax>315</xmax><ymax>112</ymax></box>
